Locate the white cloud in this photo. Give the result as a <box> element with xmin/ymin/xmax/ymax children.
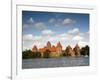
<box><xmin>23</xmin><ymin>34</ymin><xmax>43</xmax><ymax>50</ymax></box>
<box><xmin>23</xmin><ymin>34</ymin><xmax>34</xmax><ymax>51</ymax></box>
<box><xmin>60</xmin><ymin>37</ymin><xmax>68</xmax><ymax>40</ymax></box>
<box><xmin>34</xmin><ymin>22</ymin><xmax>47</xmax><ymax>30</ymax></box>
<box><xmin>23</xmin><ymin>34</ymin><xmax>43</xmax><ymax>42</ymax></box>
<box><xmin>59</xmin><ymin>33</ymin><xmax>72</xmax><ymax>38</ymax></box>
<box><xmin>23</xmin><ymin>22</ymin><xmax>47</xmax><ymax>30</ymax></box>
<box><xmin>49</xmin><ymin>18</ymin><xmax>56</xmax><ymax>24</ymax></box>
<box><xmin>78</xmin><ymin>32</ymin><xmax>84</xmax><ymax>36</ymax></box>
<box><xmin>49</xmin><ymin>36</ymin><xmax>57</xmax><ymax>41</ymax></box>
<box><xmin>23</xmin><ymin>17</ymin><xmax>47</xmax><ymax>30</ymax></box>
<box><xmin>73</xmin><ymin>35</ymin><xmax>83</xmax><ymax>41</ymax></box>
<box><xmin>34</xmin><ymin>36</ymin><xmax>42</xmax><ymax>40</ymax></box>
<box><xmin>42</xmin><ymin>29</ymin><xmax>55</xmax><ymax>36</ymax></box>
<box><xmin>62</xmin><ymin>18</ymin><xmax>76</xmax><ymax>25</ymax></box>
<box><xmin>27</xmin><ymin>17</ymin><xmax>34</xmax><ymax>24</ymax></box>
<box><xmin>78</xmin><ymin>41</ymin><xmax>89</xmax><ymax>47</ymax></box>
<box><xmin>68</xmin><ymin>28</ymin><xmax>80</xmax><ymax>34</ymax></box>
<box><xmin>48</xmin><ymin>18</ymin><xmax>76</xmax><ymax>27</ymax></box>
<box><xmin>23</xmin><ymin>34</ymin><xmax>33</xmax><ymax>41</ymax></box>
<box><xmin>59</xmin><ymin>33</ymin><xmax>67</xmax><ymax>37</ymax></box>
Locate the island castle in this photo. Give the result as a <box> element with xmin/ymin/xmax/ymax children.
<box><xmin>32</xmin><ymin>41</ymin><xmax>80</xmax><ymax>57</ymax></box>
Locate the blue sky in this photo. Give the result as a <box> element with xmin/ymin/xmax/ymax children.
<box><xmin>22</xmin><ymin>11</ymin><xmax>89</xmax><ymax>50</ymax></box>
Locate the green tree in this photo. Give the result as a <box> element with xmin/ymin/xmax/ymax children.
<box><xmin>80</xmin><ymin>45</ymin><xmax>89</xmax><ymax>56</ymax></box>
<box><xmin>22</xmin><ymin>49</ymin><xmax>41</xmax><ymax>59</ymax></box>
<box><xmin>62</xmin><ymin>50</ymin><xmax>67</xmax><ymax>57</ymax></box>
<box><xmin>43</xmin><ymin>49</ymin><xmax>50</xmax><ymax>58</ymax></box>
<box><xmin>22</xmin><ymin>49</ymin><xmax>33</xmax><ymax>59</ymax></box>
<box><xmin>80</xmin><ymin>47</ymin><xmax>86</xmax><ymax>56</ymax></box>
<box><xmin>85</xmin><ymin>45</ymin><xmax>89</xmax><ymax>56</ymax></box>
<box><xmin>32</xmin><ymin>52</ymin><xmax>41</xmax><ymax>58</ymax></box>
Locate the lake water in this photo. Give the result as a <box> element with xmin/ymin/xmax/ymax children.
<box><xmin>22</xmin><ymin>56</ymin><xmax>89</xmax><ymax>69</ymax></box>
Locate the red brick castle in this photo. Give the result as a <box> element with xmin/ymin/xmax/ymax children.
<box><xmin>32</xmin><ymin>41</ymin><xmax>80</xmax><ymax>57</ymax></box>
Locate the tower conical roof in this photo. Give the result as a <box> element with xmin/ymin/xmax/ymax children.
<box><xmin>32</xmin><ymin>45</ymin><xmax>38</xmax><ymax>51</ymax></box>
<box><xmin>75</xmin><ymin>44</ymin><xmax>80</xmax><ymax>48</ymax></box>
<box><xmin>56</xmin><ymin>41</ymin><xmax>62</xmax><ymax>48</ymax></box>
<box><xmin>67</xmin><ymin>45</ymin><xmax>72</xmax><ymax>49</ymax></box>
<box><xmin>47</xmin><ymin>41</ymin><xmax>51</xmax><ymax>47</ymax></box>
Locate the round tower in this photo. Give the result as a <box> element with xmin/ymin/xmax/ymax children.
<box><xmin>32</xmin><ymin>45</ymin><xmax>38</xmax><ymax>52</ymax></box>
<box><xmin>47</xmin><ymin>41</ymin><xmax>51</xmax><ymax>50</ymax></box>
<box><xmin>73</xmin><ymin>44</ymin><xmax>80</xmax><ymax>56</ymax></box>
<box><xmin>56</xmin><ymin>41</ymin><xmax>62</xmax><ymax>54</ymax></box>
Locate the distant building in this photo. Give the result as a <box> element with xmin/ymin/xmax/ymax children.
<box><xmin>32</xmin><ymin>45</ymin><xmax>38</xmax><ymax>52</ymax></box>
<box><xmin>56</xmin><ymin>42</ymin><xmax>62</xmax><ymax>54</ymax></box>
<box><xmin>46</xmin><ymin>41</ymin><xmax>51</xmax><ymax>50</ymax></box>
<box><xmin>73</xmin><ymin>44</ymin><xmax>80</xmax><ymax>56</ymax></box>
<box><xmin>66</xmin><ymin>45</ymin><xmax>75</xmax><ymax>56</ymax></box>
<box><xmin>32</xmin><ymin>41</ymin><xmax>63</xmax><ymax>56</ymax></box>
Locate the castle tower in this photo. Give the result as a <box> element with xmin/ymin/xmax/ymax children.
<box><xmin>56</xmin><ymin>41</ymin><xmax>62</xmax><ymax>54</ymax></box>
<box><xmin>32</xmin><ymin>45</ymin><xmax>38</xmax><ymax>52</ymax></box>
<box><xmin>51</xmin><ymin>45</ymin><xmax>56</xmax><ymax>52</ymax></box>
<box><xmin>47</xmin><ymin>41</ymin><xmax>51</xmax><ymax>50</ymax></box>
<box><xmin>73</xmin><ymin>44</ymin><xmax>80</xmax><ymax>56</ymax></box>
<box><xmin>65</xmin><ymin>45</ymin><xmax>75</xmax><ymax>56</ymax></box>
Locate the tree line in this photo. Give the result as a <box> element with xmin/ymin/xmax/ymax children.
<box><xmin>22</xmin><ymin>45</ymin><xmax>89</xmax><ymax>59</ymax></box>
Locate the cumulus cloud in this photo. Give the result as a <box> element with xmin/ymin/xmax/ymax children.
<box><xmin>23</xmin><ymin>17</ymin><xmax>47</xmax><ymax>30</ymax></box>
<box><xmin>23</xmin><ymin>34</ymin><xmax>43</xmax><ymax>50</ymax></box>
<box><xmin>48</xmin><ymin>18</ymin><xmax>76</xmax><ymax>27</ymax></box>
<box><xmin>34</xmin><ymin>22</ymin><xmax>47</xmax><ymax>30</ymax></box>
<box><xmin>23</xmin><ymin>34</ymin><xmax>34</xmax><ymax>51</ymax></box>
<box><xmin>23</xmin><ymin>34</ymin><xmax>33</xmax><ymax>41</ymax></box>
<box><xmin>78</xmin><ymin>41</ymin><xmax>89</xmax><ymax>47</ymax></box>
<box><xmin>23</xmin><ymin>34</ymin><xmax>43</xmax><ymax>42</ymax></box>
<box><xmin>59</xmin><ymin>33</ymin><xmax>72</xmax><ymax>38</ymax></box>
<box><xmin>62</xmin><ymin>18</ymin><xmax>76</xmax><ymax>25</ymax></box>
<box><xmin>33</xmin><ymin>36</ymin><xmax>42</xmax><ymax>41</ymax></box>
<box><xmin>48</xmin><ymin>35</ymin><xmax>64</xmax><ymax>42</ymax></box>
<box><xmin>27</xmin><ymin>17</ymin><xmax>34</xmax><ymax>24</ymax></box>
<box><xmin>78</xmin><ymin>32</ymin><xmax>84</xmax><ymax>36</ymax></box>
<box><xmin>49</xmin><ymin>18</ymin><xmax>56</xmax><ymax>24</ymax></box>
<box><xmin>23</xmin><ymin>22</ymin><xmax>47</xmax><ymax>30</ymax></box>
<box><xmin>68</xmin><ymin>28</ymin><xmax>80</xmax><ymax>34</ymax></box>
<box><xmin>42</xmin><ymin>29</ymin><xmax>55</xmax><ymax>36</ymax></box>
<box><xmin>72</xmin><ymin>35</ymin><xmax>83</xmax><ymax>41</ymax></box>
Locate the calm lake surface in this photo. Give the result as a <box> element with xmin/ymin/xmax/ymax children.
<box><xmin>22</xmin><ymin>56</ymin><xmax>89</xmax><ymax>69</ymax></box>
